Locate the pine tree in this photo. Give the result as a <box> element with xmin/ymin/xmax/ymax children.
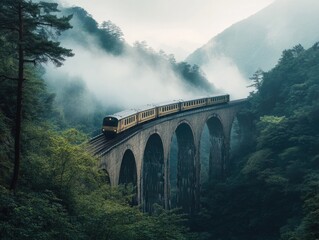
<box><xmin>0</xmin><ymin>0</ymin><xmax>74</xmax><ymax>191</ymax></box>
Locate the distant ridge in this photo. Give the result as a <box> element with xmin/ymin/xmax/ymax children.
<box><xmin>186</xmin><ymin>0</ymin><xmax>319</xmax><ymax>78</ymax></box>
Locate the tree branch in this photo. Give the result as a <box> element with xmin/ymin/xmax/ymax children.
<box><xmin>0</xmin><ymin>75</ymin><xmax>19</xmax><ymax>81</ymax></box>
<box><xmin>23</xmin><ymin>59</ymin><xmax>37</xmax><ymax>64</ymax></box>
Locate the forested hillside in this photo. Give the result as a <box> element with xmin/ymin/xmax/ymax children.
<box><xmin>194</xmin><ymin>44</ymin><xmax>319</xmax><ymax>240</ymax></box>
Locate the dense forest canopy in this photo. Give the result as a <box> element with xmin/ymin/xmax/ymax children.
<box><xmin>193</xmin><ymin>43</ymin><xmax>319</xmax><ymax>240</ymax></box>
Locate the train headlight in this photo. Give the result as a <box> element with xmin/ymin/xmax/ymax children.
<box><xmin>114</xmin><ymin>130</ymin><xmax>117</xmax><ymax>132</ymax></box>
<box><xmin>102</xmin><ymin>129</ymin><xmax>105</xmax><ymax>131</ymax></box>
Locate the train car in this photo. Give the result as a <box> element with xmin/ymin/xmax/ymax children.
<box><xmin>206</xmin><ymin>94</ymin><xmax>229</xmax><ymax>106</ymax></box>
<box><xmin>136</xmin><ymin>105</ymin><xmax>157</xmax><ymax>124</ymax></box>
<box><xmin>180</xmin><ymin>97</ymin><xmax>207</xmax><ymax>111</ymax></box>
<box><xmin>102</xmin><ymin>94</ymin><xmax>230</xmax><ymax>137</ymax></box>
<box><xmin>155</xmin><ymin>100</ymin><xmax>181</xmax><ymax>117</ymax></box>
<box><xmin>102</xmin><ymin>109</ymin><xmax>138</xmax><ymax>136</ymax></box>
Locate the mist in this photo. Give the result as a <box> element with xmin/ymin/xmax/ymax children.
<box><xmin>44</xmin><ymin>11</ymin><xmax>213</xmax><ymax>115</ymax></box>
<box><xmin>200</xmin><ymin>47</ymin><xmax>250</xmax><ymax>100</ymax></box>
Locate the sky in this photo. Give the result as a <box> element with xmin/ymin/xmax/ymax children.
<box><xmin>59</xmin><ymin>0</ymin><xmax>275</xmax><ymax>60</ymax></box>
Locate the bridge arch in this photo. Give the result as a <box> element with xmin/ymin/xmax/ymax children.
<box><xmin>169</xmin><ymin>121</ymin><xmax>196</xmax><ymax>214</ymax></box>
<box><xmin>142</xmin><ymin>133</ymin><xmax>165</xmax><ymax>212</ymax></box>
<box><xmin>118</xmin><ymin>149</ymin><xmax>138</xmax><ymax>205</ymax></box>
<box><xmin>200</xmin><ymin>114</ymin><xmax>226</xmax><ymax>181</ymax></box>
<box><xmin>119</xmin><ymin>149</ymin><xmax>137</xmax><ymax>185</ymax></box>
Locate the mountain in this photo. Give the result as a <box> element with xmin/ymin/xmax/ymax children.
<box><xmin>186</xmin><ymin>0</ymin><xmax>319</xmax><ymax>79</ymax></box>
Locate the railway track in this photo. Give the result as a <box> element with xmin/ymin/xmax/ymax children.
<box><xmin>88</xmin><ymin>99</ymin><xmax>247</xmax><ymax>156</ymax></box>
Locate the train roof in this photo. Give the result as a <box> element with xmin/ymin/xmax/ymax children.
<box><xmin>181</xmin><ymin>94</ymin><xmax>229</xmax><ymax>102</ymax></box>
<box><xmin>134</xmin><ymin>104</ymin><xmax>156</xmax><ymax>112</ymax></box>
<box><xmin>104</xmin><ymin>104</ymin><xmax>156</xmax><ymax>120</ymax></box>
<box><xmin>153</xmin><ymin>99</ymin><xmax>182</xmax><ymax>107</ymax></box>
<box><xmin>105</xmin><ymin>109</ymin><xmax>138</xmax><ymax>120</ymax></box>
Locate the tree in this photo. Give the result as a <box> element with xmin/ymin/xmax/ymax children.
<box><xmin>0</xmin><ymin>0</ymin><xmax>74</xmax><ymax>191</ymax></box>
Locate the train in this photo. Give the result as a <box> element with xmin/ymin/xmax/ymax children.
<box><xmin>102</xmin><ymin>94</ymin><xmax>230</xmax><ymax>137</ymax></box>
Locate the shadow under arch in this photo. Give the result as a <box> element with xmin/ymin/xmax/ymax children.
<box><xmin>119</xmin><ymin>149</ymin><xmax>138</xmax><ymax>205</ymax></box>
<box><xmin>200</xmin><ymin>115</ymin><xmax>225</xmax><ymax>182</ymax></box>
<box><xmin>229</xmin><ymin>111</ymin><xmax>255</xmax><ymax>169</ymax></box>
<box><xmin>169</xmin><ymin>122</ymin><xmax>196</xmax><ymax>214</ymax></box>
<box><xmin>142</xmin><ymin>133</ymin><xmax>165</xmax><ymax>213</ymax></box>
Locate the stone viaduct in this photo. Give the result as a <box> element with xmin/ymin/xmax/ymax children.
<box><xmin>95</xmin><ymin>99</ymin><xmax>248</xmax><ymax>214</ymax></box>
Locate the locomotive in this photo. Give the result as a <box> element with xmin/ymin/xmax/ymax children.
<box><xmin>102</xmin><ymin>94</ymin><xmax>229</xmax><ymax>137</ymax></box>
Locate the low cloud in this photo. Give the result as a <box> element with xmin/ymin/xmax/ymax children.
<box><xmin>201</xmin><ymin>55</ymin><xmax>250</xmax><ymax>100</ymax></box>
<box><xmin>44</xmin><ymin>36</ymin><xmax>204</xmax><ymax>113</ymax></box>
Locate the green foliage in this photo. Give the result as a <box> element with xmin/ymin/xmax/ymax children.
<box><xmin>0</xmin><ymin>0</ymin><xmax>74</xmax><ymax>67</ymax></box>
<box><xmin>62</xmin><ymin>7</ymin><xmax>125</xmax><ymax>55</ymax></box>
<box><xmin>0</xmin><ymin>187</ymin><xmax>80</xmax><ymax>240</ymax></box>
<box><xmin>174</xmin><ymin>62</ymin><xmax>215</xmax><ymax>93</ymax></box>
<box><xmin>197</xmin><ymin>43</ymin><xmax>319</xmax><ymax>239</ymax></box>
